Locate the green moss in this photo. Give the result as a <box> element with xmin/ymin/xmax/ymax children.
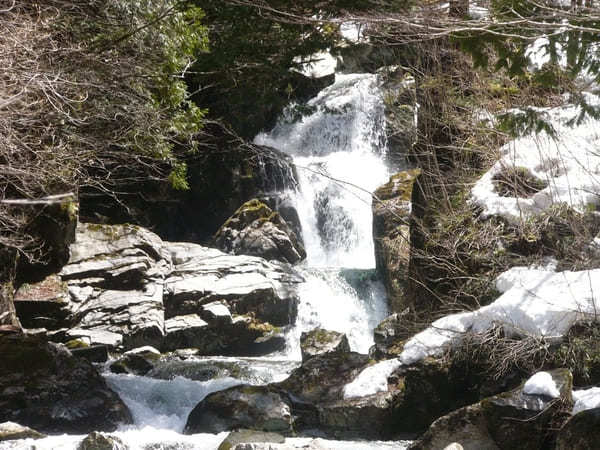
<box><xmin>65</xmin><ymin>339</ymin><xmax>89</xmax><ymax>349</ymax></box>
<box><xmin>375</xmin><ymin>169</ymin><xmax>421</xmax><ymax>201</ymax></box>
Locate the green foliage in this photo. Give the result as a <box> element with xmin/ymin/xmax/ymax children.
<box><xmin>454</xmin><ymin>0</ymin><xmax>600</xmax><ymax>137</ymax></box>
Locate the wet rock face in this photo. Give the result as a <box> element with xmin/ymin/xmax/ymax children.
<box><xmin>372</xmin><ymin>170</ymin><xmax>420</xmax><ymax>313</ymax></box>
<box><xmin>214</xmin><ymin>199</ymin><xmax>306</xmax><ymax>265</ymax></box>
<box><xmin>184</xmin><ymin>385</ymin><xmax>293</xmax><ymax>435</ymax></box>
<box><xmin>300</xmin><ymin>328</ymin><xmax>350</xmax><ymax>362</ymax></box>
<box><xmin>0</xmin><ymin>335</ymin><xmax>132</xmax><ymax>434</ymax></box>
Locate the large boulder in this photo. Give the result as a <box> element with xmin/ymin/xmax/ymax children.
<box><xmin>300</xmin><ymin>328</ymin><xmax>350</xmax><ymax>362</ymax></box>
<box><xmin>56</xmin><ymin>222</ymin><xmax>169</xmax><ymax>350</ymax></box>
<box><xmin>410</xmin><ymin>368</ymin><xmax>573</xmax><ymax>450</ymax></box>
<box><xmin>164</xmin><ymin>243</ymin><xmax>302</xmax><ymax>327</ymax></box>
<box><xmin>0</xmin><ymin>334</ymin><xmax>132</xmax><ymax>433</ymax></box>
<box><xmin>555</xmin><ymin>407</ymin><xmax>600</xmax><ymax>450</ymax></box>
<box><xmin>214</xmin><ymin>199</ymin><xmax>306</xmax><ymax>264</ymax></box>
<box><xmin>481</xmin><ymin>369</ymin><xmax>572</xmax><ymax>449</ymax></box>
<box><xmin>372</xmin><ymin>170</ymin><xmax>421</xmax><ymax>313</ymax></box>
<box><xmin>184</xmin><ymin>385</ymin><xmax>293</xmax><ymax>435</ymax></box>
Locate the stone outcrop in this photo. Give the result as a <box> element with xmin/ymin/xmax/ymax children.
<box><xmin>410</xmin><ymin>368</ymin><xmax>573</xmax><ymax>450</ymax></box>
<box><xmin>0</xmin><ymin>334</ymin><xmax>132</xmax><ymax>434</ymax></box>
<box><xmin>372</xmin><ymin>169</ymin><xmax>421</xmax><ymax>312</ymax></box>
<box><xmin>214</xmin><ymin>199</ymin><xmax>306</xmax><ymax>264</ymax></box>
<box><xmin>164</xmin><ymin>242</ymin><xmax>301</xmax><ymax>327</ymax></box>
<box><xmin>300</xmin><ymin>328</ymin><xmax>350</xmax><ymax>362</ymax></box>
<box><xmin>13</xmin><ymin>275</ymin><xmax>71</xmax><ymax>329</ymax></box>
<box><xmin>184</xmin><ymin>385</ymin><xmax>293</xmax><ymax>434</ymax></box>
<box><xmin>12</xmin><ymin>222</ymin><xmax>302</xmax><ymax>357</ymax></box>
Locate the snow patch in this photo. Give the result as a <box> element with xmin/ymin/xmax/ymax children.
<box><xmin>343</xmin><ymin>359</ymin><xmax>401</xmax><ymax>399</ymax></box>
<box><xmin>471</xmin><ymin>94</ymin><xmax>600</xmax><ymax>223</ymax></box>
<box><xmin>523</xmin><ymin>371</ymin><xmax>561</xmax><ymax>398</ymax></box>
<box><xmin>573</xmin><ymin>387</ymin><xmax>600</xmax><ymax>415</ymax></box>
<box><xmin>398</xmin><ymin>266</ymin><xmax>600</xmax><ymax>364</ymax></box>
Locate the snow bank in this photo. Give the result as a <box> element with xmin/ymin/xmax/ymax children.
<box><xmin>400</xmin><ymin>265</ymin><xmax>600</xmax><ymax>365</ymax></box>
<box><xmin>523</xmin><ymin>371</ymin><xmax>560</xmax><ymax>398</ymax></box>
<box><xmin>343</xmin><ymin>359</ymin><xmax>402</xmax><ymax>399</ymax></box>
<box><xmin>573</xmin><ymin>387</ymin><xmax>600</xmax><ymax>415</ymax></box>
<box><xmin>471</xmin><ymin>94</ymin><xmax>600</xmax><ymax>223</ymax></box>
<box><xmin>345</xmin><ymin>265</ymin><xmax>600</xmax><ymax>398</ymax></box>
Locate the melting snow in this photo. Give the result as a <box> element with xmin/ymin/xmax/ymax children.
<box><xmin>573</xmin><ymin>387</ymin><xmax>600</xmax><ymax>415</ymax></box>
<box><xmin>343</xmin><ymin>359</ymin><xmax>402</xmax><ymax>399</ymax></box>
<box><xmin>471</xmin><ymin>93</ymin><xmax>600</xmax><ymax>223</ymax></box>
<box><xmin>523</xmin><ymin>371</ymin><xmax>560</xmax><ymax>398</ymax></box>
<box><xmin>345</xmin><ymin>264</ymin><xmax>600</xmax><ymax>398</ymax></box>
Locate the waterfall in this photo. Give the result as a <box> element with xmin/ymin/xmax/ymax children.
<box><xmin>1</xmin><ymin>72</ymin><xmax>401</xmax><ymax>450</ymax></box>
<box><xmin>255</xmin><ymin>72</ymin><xmax>391</xmax><ymax>355</ymax></box>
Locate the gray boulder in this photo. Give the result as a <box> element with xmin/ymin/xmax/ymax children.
<box><xmin>0</xmin><ymin>335</ymin><xmax>132</xmax><ymax>434</ymax></box>
<box><xmin>164</xmin><ymin>242</ymin><xmax>301</xmax><ymax>327</ymax></box>
<box><xmin>214</xmin><ymin>199</ymin><xmax>306</xmax><ymax>264</ymax></box>
<box><xmin>184</xmin><ymin>385</ymin><xmax>293</xmax><ymax>434</ymax></box>
<box><xmin>300</xmin><ymin>328</ymin><xmax>350</xmax><ymax>362</ymax></box>
<box><xmin>410</xmin><ymin>368</ymin><xmax>573</xmax><ymax>450</ymax></box>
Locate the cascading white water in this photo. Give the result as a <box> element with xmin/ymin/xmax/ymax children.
<box><xmin>255</xmin><ymin>72</ymin><xmax>391</xmax><ymax>354</ymax></box>
<box><xmin>0</xmin><ymin>72</ymin><xmax>402</xmax><ymax>450</ymax></box>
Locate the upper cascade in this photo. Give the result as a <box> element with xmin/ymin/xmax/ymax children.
<box><xmin>255</xmin><ymin>73</ymin><xmax>390</xmax><ymax>268</ymax></box>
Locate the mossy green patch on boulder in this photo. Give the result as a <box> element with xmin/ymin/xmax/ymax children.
<box><xmin>213</xmin><ymin>199</ymin><xmax>306</xmax><ymax>264</ymax></box>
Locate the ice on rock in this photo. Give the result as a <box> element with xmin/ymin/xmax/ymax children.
<box><xmin>573</xmin><ymin>387</ymin><xmax>600</xmax><ymax>415</ymax></box>
<box><xmin>523</xmin><ymin>371</ymin><xmax>560</xmax><ymax>398</ymax></box>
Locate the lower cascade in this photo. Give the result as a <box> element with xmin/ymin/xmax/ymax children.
<box><xmin>0</xmin><ymin>72</ymin><xmax>407</xmax><ymax>449</ymax></box>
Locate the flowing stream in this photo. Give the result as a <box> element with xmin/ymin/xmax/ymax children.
<box><xmin>2</xmin><ymin>72</ymin><xmax>408</xmax><ymax>449</ymax></box>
